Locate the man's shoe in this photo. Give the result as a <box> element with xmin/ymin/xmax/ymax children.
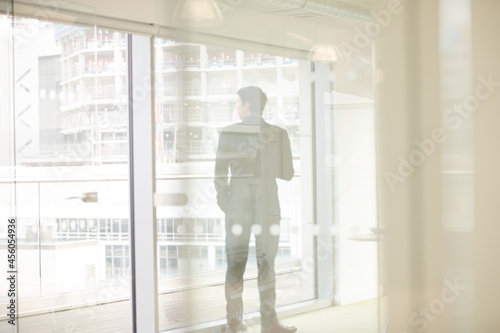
<box><xmin>261</xmin><ymin>320</ymin><xmax>297</xmax><ymax>333</ymax></box>
<box><xmin>225</xmin><ymin>321</ymin><xmax>248</xmax><ymax>332</ymax></box>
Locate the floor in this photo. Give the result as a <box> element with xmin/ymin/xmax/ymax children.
<box><xmin>2</xmin><ymin>298</ymin><xmax>381</xmax><ymax>333</ymax></box>
<box><xmin>1</xmin><ymin>271</ymin><xmax>381</xmax><ymax>333</ymax></box>
<box><xmin>188</xmin><ymin>298</ymin><xmax>381</xmax><ymax>333</ymax></box>
<box><xmin>274</xmin><ymin>298</ymin><xmax>380</xmax><ymax>333</ymax></box>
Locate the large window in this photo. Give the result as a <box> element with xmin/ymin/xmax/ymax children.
<box><xmin>0</xmin><ymin>2</ymin><xmax>380</xmax><ymax>332</ymax></box>
<box><xmin>0</xmin><ymin>15</ymin><xmax>132</xmax><ymax>332</ymax></box>
<box><xmin>153</xmin><ymin>40</ymin><xmax>310</xmax><ymax>331</ymax></box>
<box><xmin>151</xmin><ymin>38</ymin><xmax>380</xmax><ymax>330</ymax></box>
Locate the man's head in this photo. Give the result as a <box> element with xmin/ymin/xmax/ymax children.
<box><xmin>236</xmin><ymin>86</ymin><xmax>268</xmax><ymax>119</ymax></box>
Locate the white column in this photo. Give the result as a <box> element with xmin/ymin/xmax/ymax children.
<box><xmin>376</xmin><ymin>0</ymin><xmax>446</xmax><ymax>332</ymax></box>
<box><xmin>313</xmin><ymin>62</ymin><xmax>335</xmax><ymax>301</ymax></box>
<box><xmin>472</xmin><ymin>0</ymin><xmax>500</xmax><ymax>330</ymax></box>
<box><xmin>128</xmin><ymin>34</ymin><xmax>158</xmax><ymax>333</ymax></box>
<box><xmin>298</xmin><ymin>60</ymin><xmax>315</xmax><ymax>300</ymax></box>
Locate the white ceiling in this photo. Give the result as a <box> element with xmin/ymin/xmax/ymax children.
<box><xmin>10</xmin><ymin>0</ymin><xmax>373</xmax><ymax>58</ymax></box>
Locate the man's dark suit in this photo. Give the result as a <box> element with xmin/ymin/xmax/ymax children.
<box><xmin>214</xmin><ymin>114</ymin><xmax>294</xmax><ymax>332</ymax></box>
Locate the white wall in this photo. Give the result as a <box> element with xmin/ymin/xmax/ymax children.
<box><xmin>331</xmin><ymin>92</ymin><xmax>378</xmax><ymax>305</ymax></box>
<box><xmin>376</xmin><ymin>0</ymin><xmax>500</xmax><ymax>332</ymax></box>
<box><xmin>472</xmin><ymin>0</ymin><xmax>500</xmax><ymax>330</ymax></box>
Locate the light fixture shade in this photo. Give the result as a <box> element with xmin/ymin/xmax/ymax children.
<box><xmin>308</xmin><ymin>44</ymin><xmax>342</xmax><ymax>63</ymax></box>
<box><xmin>173</xmin><ymin>0</ymin><xmax>223</xmax><ymax>27</ymax></box>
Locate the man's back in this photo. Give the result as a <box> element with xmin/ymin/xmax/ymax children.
<box><xmin>215</xmin><ymin>86</ymin><xmax>298</xmax><ymax>333</ymax></box>
<box><xmin>215</xmin><ymin>115</ymin><xmax>294</xmax><ymax>191</ymax></box>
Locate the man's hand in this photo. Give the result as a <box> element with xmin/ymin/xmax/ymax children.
<box><xmin>217</xmin><ymin>191</ymin><xmax>228</xmax><ymax>212</ymax></box>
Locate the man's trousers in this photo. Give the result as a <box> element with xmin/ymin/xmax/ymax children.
<box><xmin>224</xmin><ymin>184</ymin><xmax>280</xmax><ymax>332</ymax></box>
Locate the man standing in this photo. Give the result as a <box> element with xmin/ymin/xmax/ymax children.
<box><xmin>215</xmin><ymin>86</ymin><xmax>297</xmax><ymax>333</ymax></box>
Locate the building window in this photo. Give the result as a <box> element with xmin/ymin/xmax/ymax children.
<box><xmin>105</xmin><ymin>245</ymin><xmax>130</xmax><ymax>279</ymax></box>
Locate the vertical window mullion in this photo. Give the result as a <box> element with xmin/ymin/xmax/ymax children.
<box><xmin>128</xmin><ymin>34</ymin><xmax>158</xmax><ymax>333</ymax></box>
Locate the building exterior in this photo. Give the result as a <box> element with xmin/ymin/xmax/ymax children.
<box><xmin>55</xmin><ymin>25</ymin><xmax>128</xmax><ymax>166</ymax></box>
<box><xmin>7</xmin><ymin>22</ymin><xmax>302</xmax><ymax>290</ymax></box>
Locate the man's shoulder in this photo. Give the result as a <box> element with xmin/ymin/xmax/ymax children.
<box><xmin>220</xmin><ymin>123</ymin><xmax>261</xmax><ymax>135</ymax></box>
<box><xmin>262</xmin><ymin>122</ymin><xmax>288</xmax><ymax>135</ymax></box>
<box><xmin>219</xmin><ymin>120</ymin><xmax>289</xmax><ymax>136</ymax></box>
<box><xmin>267</xmin><ymin>123</ymin><xmax>286</xmax><ymax>131</ymax></box>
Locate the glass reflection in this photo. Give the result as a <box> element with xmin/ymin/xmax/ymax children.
<box><xmin>214</xmin><ymin>86</ymin><xmax>296</xmax><ymax>333</ymax></box>
<box><xmin>154</xmin><ymin>39</ymin><xmax>307</xmax><ymax>331</ymax></box>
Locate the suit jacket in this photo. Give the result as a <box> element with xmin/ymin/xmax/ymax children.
<box><xmin>214</xmin><ymin>115</ymin><xmax>294</xmax><ymax>213</ymax></box>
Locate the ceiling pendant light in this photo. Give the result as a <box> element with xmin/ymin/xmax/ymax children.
<box><xmin>173</xmin><ymin>0</ymin><xmax>223</xmax><ymax>27</ymax></box>
<box><xmin>308</xmin><ymin>44</ymin><xmax>342</xmax><ymax>63</ymax></box>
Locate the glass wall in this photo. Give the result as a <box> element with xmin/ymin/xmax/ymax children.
<box><xmin>153</xmin><ymin>40</ymin><xmax>313</xmax><ymax>331</ymax></box>
<box><xmin>0</xmin><ymin>13</ymin><xmax>132</xmax><ymax>332</ymax></box>
<box><xmin>0</xmin><ymin>1</ymin><xmax>381</xmax><ymax>332</ymax></box>
<box><xmin>152</xmin><ymin>37</ymin><xmax>379</xmax><ymax>331</ymax></box>
<box><xmin>6</xmin><ymin>0</ymin><xmax>500</xmax><ymax>332</ymax></box>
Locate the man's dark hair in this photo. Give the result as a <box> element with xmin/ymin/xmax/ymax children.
<box><xmin>237</xmin><ymin>86</ymin><xmax>268</xmax><ymax>115</ymax></box>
